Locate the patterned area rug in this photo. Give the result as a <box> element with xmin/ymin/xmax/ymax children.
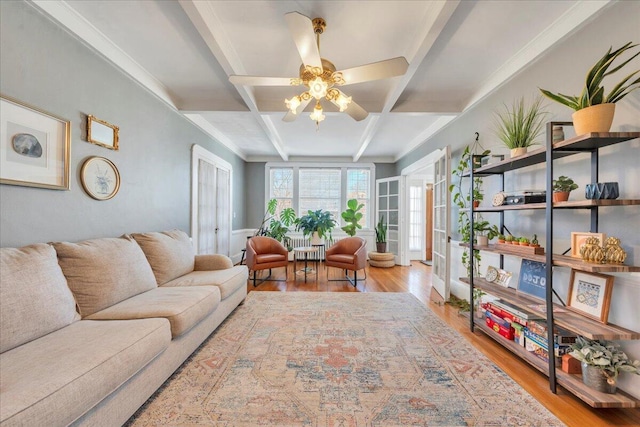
<box><xmin>128</xmin><ymin>292</ymin><xmax>564</xmax><ymax>426</ymax></box>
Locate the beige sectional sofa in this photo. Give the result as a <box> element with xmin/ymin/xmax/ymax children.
<box><xmin>0</xmin><ymin>230</ymin><xmax>248</xmax><ymax>427</ymax></box>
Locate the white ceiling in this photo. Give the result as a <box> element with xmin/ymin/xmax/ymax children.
<box><xmin>33</xmin><ymin>0</ymin><xmax>612</xmax><ymax>162</ymax></box>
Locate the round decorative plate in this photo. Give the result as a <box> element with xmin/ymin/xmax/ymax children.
<box><xmin>485</xmin><ymin>266</ymin><xmax>499</xmax><ymax>282</ymax></box>
<box><xmin>492</xmin><ymin>192</ymin><xmax>506</xmax><ymax>207</ymax></box>
<box><xmin>80</xmin><ymin>156</ymin><xmax>120</xmax><ymax>200</ymax></box>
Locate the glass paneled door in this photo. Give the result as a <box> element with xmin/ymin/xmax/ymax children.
<box><xmin>432</xmin><ymin>147</ymin><xmax>451</xmax><ymax>299</ymax></box>
<box><xmin>376</xmin><ymin>177</ymin><xmax>408</xmax><ymax>266</ymax></box>
<box><xmin>191</xmin><ymin>145</ymin><xmax>232</xmax><ymax>256</ymax></box>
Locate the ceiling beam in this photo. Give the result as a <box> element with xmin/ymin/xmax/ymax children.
<box><xmin>352</xmin><ymin>0</ymin><xmax>461</xmax><ymax>162</ymax></box>
<box><xmin>179</xmin><ymin>0</ymin><xmax>289</xmax><ymax>161</ymax></box>
<box><xmin>463</xmin><ymin>0</ymin><xmax>613</xmax><ymax>111</ymax></box>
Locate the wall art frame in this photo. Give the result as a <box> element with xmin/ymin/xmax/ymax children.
<box><xmin>80</xmin><ymin>156</ymin><xmax>120</xmax><ymax>200</ymax></box>
<box><xmin>517</xmin><ymin>259</ymin><xmax>547</xmax><ymax>300</ymax></box>
<box><xmin>87</xmin><ymin>115</ymin><xmax>119</xmax><ymax>150</ymax></box>
<box><xmin>566</xmin><ymin>270</ymin><xmax>614</xmax><ymax>323</ymax></box>
<box><xmin>0</xmin><ymin>95</ymin><xmax>70</xmax><ymax>190</ymax></box>
<box><xmin>570</xmin><ymin>231</ymin><xmax>606</xmax><ymax>258</ymax></box>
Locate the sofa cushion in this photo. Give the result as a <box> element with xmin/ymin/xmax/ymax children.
<box><xmin>0</xmin><ymin>318</ymin><xmax>170</xmax><ymax>427</ymax></box>
<box><xmin>53</xmin><ymin>236</ymin><xmax>157</xmax><ymax>317</ymax></box>
<box><xmin>0</xmin><ymin>244</ymin><xmax>80</xmax><ymax>353</ymax></box>
<box><xmin>131</xmin><ymin>229</ymin><xmax>195</xmax><ymax>285</ymax></box>
<box><xmin>86</xmin><ymin>286</ymin><xmax>220</xmax><ymax>338</ymax></box>
<box><xmin>162</xmin><ymin>266</ymin><xmax>248</xmax><ymax>299</ymax></box>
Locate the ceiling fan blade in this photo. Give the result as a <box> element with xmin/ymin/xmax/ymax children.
<box><xmin>229</xmin><ymin>75</ymin><xmax>294</xmax><ymax>87</ymax></box>
<box><xmin>284</xmin><ymin>12</ymin><xmax>322</xmax><ymax>69</ymax></box>
<box><xmin>338</xmin><ymin>57</ymin><xmax>409</xmax><ymax>86</ymax></box>
<box><xmin>344</xmin><ymin>99</ymin><xmax>368</xmax><ymax>121</ymax></box>
<box><xmin>282</xmin><ymin>97</ymin><xmax>312</xmax><ymax>122</ymax></box>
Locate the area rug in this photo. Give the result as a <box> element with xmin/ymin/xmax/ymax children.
<box><xmin>127</xmin><ymin>292</ymin><xmax>564</xmax><ymax>426</ymax></box>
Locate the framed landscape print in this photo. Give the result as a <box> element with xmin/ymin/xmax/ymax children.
<box><xmin>567</xmin><ymin>270</ymin><xmax>614</xmax><ymax>323</ymax></box>
<box><xmin>80</xmin><ymin>156</ymin><xmax>120</xmax><ymax>200</ymax></box>
<box><xmin>0</xmin><ymin>95</ymin><xmax>70</xmax><ymax>190</ymax></box>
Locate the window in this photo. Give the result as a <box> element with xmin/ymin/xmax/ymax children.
<box><xmin>265</xmin><ymin>163</ymin><xmax>374</xmax><ymax>228</ymax></box>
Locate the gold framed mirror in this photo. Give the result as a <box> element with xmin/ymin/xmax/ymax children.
<box><xmin>87</xmin><ymin>115</ymin><xmax>119</xmax><ymax>150</ymax></box>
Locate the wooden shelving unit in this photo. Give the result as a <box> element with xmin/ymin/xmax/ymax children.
<box><xmin>465</xmin><ymin>127</ymin><xmax>640</xmax><ymax>408</ymax></box>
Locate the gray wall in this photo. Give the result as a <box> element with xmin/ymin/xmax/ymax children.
<box><xmin>0</xmin><ymin>1</ymin><xmax>246</xmax><ymax>247</ymax></box>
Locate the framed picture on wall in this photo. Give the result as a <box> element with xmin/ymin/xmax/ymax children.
<box><xmin>0</xmin><ymin>95</ymin><xmax>70</xmax><ymax>190</ymax></box>
<box><xmin>566</xmin><ymin>270</ymin><xmax>614</xmax><ymax>324</ymax></box>
<box><xmin>80</xmin><ymin>156</ymin><xmax>120</xmax><ymax>200</ymax></box>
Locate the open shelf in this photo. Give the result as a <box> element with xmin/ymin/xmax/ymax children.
<box><xmin>473</xmin><ymin>199</ymin><xmax>640</xmax><ymax>212</ymax></box>
<box><xmin>462</xmin><ymin>278</ymin><xmax>640</xmax><ymax>340</ymax></box>
<box><xmin>474</xmin><ymin>319</ymin><xmax>639</xmax><ymax>408</ymax></box>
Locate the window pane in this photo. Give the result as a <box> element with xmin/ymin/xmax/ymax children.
<box><xmin>299</xmin><ymin>169</ymin><xmax>341</xmax><ymax>220</ymax></box>
<box><xmin>347</xmin><ymin>169</ymin><xmax>370</xmax><ymax>228</ymax></box>
<box><xmin>270</xmin><ymin>168</ymin><xmax>293</xmax><ymax>217</ymax></box>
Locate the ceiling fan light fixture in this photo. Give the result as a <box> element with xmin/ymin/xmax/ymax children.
<box><xmin>309</xmin><ymin>101</ymin><xmax>325</xmax><ymax>124</ymax></box>
<box><xmin>285</xmin><ymin>95</ymin><xmax>302</xmax><ymax>114</ymax></box>
<box><xmin>308</xmin><ymin>76</ymin><xmax>328</xmax><ymax>99</ymax></box>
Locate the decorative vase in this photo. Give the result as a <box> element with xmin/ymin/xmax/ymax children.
<box><xmin>510</xmin><ymin>147</ymin><xmax>527</xmax><ymax>158</ymax></box>
<box><xmin>311</xmin><ymin>232</ymin><xmax>323</xmax><ymax>245</ymax></box>
<box><xmin>552</xmin><ymin>191</ymin><xmax>570</xmax><ymax>203</ymax></box>
<box><xmin>572</xmin><ymin>103</ymin><xmax>615</xmax><ymax>135</ymax></box>
<box><xmin>376</xmin><ymin>242</ymin><xmax>387</xmax><ymax>253</ymax></box>
<box><xmin>581</xmin><ymin>363</ymin><xmax>617</xmax><ymax>394</ymax></box>
<box><xmin>472</xmin><ymin>200</ymin><xmax>480</xmax><ymax>208</ymax></box>
<box><xmin>604</xmin><ymin>237</ymin><xmax>627</xmax><ymax>264</ymax></box>
<box><xmin>552</xmin><ymin>126</ymin><xmax>565</xmax><ymax>143</ymax></box>
<box><xmin>585</xmin><ymin>182</ymin><xmax>619</xmax><ymax>200</ymax></box>
<box><xmin>580</xmin><ymin>236</ymin><xmax>605</xmax><ymax>264</ymax></box>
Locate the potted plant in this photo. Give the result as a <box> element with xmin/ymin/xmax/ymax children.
<box><xmin>474</xmin><ymin>220</ymin><xmax>499</xmax><ymax>246</ymax></box>
<box><xmin>552</xmin><ymin>175</ymin><xmax>579</xmax><ymax>202</ymax></box>
<box><xmin>530</xmin><ymin>234</ymin><xmax>540</xmax><ymax>248</ymax></box>
<box><xmin>375</xmin><ymin>215</ymin><xmax>388</xmax><ymax>253</ymax></box>
<box><xmin>341</xmin><ymin>199</ymin><xmax>364</xmax><ymax>237</ymax></box>
<box><xmin>255</xmin><ymin>199</ymin><xmax>296</xmax><ymax>250</ymax></box>
<box><xmin>540</xmin><ymin>42</ymin><xmax>640</xmax><ymax>135</ymax></box>
<box><xmin>505</xmin><ymin>235</ymin><xmax>514</xmax><ymax>245</ymax></box>
<box><xmin>497</xmin><ymin>234</ymin><xmax>506</xmax><ymax>244</ymax></box>
<box><xmin>570</xmin><ymin>336</ymin><xmax>640</xmax><ymax>394</ymax></box>
<box><xmin>494</xmin><ymin>96</ymin><xmax>548</xmax><ymax>158</ymax></box>
<box><xmin>519</xmin><ymin>237</ymin><xmax>530</xmax><ymax>246</ymax></box>
<box><xmin>295</xmin><ymin>209</ymin><xmax>336</xmax><ymax>244</ymax></box>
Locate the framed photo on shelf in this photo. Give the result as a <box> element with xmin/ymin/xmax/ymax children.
<box><xmin>571</xmin><ymin>232</ymin><xmax>606</xmax><ymax>258</ymax></box>
<box><xmin>567</xmin><ymin>270</ymin><xmax>614</xmax><ymax>324</ymax></box>
<box><xmin>517</xmin><ymin>259</ymin><xmax>546</xmax><ymax>300</ymax></box>
<box><xmin>87</xmin><ymin>115</ymin><xmax>119</xmax><ymax>150</ymax></box>
<box><xmin>80</xmin><ymin>156</ymin><xmax>120</xmax><ymax>200</ymax></box>
<box><xmin>0</xmin><ymin>95</ymin><xmax>70</xmax><ymax>190</ymax></box>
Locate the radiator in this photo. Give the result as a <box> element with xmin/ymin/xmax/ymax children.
<box><xmin>288</xmin><ymin>236</ymin><xmax>344</xmax><ymax>261</ymax></box>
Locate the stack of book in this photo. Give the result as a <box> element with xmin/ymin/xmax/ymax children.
<box><xmin>483</xmin><ymin>299</ymin><xmax>577</xmax><ymax>362</ymax></box>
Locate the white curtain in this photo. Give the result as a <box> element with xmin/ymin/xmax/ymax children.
<box><xmin>216</xmin><ymin>167</ymin><xmax>230</xmax><ymax>256</ymax></box>
<box><xmin>198</xmin><ymin>159</ymin><xmax>216</xmax><ymax>254</ymax></box>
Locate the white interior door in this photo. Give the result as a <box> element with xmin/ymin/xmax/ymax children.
<box><xmin>191</xmin><ymin>145</ymin><xmax>232</xmax><ymax>256</ymax></box>
<box><xmin>432</xmin><ymin>147</ymin><xmax>451</xmax><ymax>300</ymax></box>
<box><xmin>408</xmin><ymin>178</ymin><xmax>427</xmax><ymax>260</ymax></box>
<box><xmin>376</xmin><ymin>176</ymin><xmax>408</xmax><ymax>266</ymax></box>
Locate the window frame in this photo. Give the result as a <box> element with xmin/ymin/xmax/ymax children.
<box><xmin>265</xmin><ymin>162</ymin><xmax>376</xmax><ymax>229</ymax></box>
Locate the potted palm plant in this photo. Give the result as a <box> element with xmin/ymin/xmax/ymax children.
<box><xmin>255</xmin><ymin>199</ymin><xmax>296</xmax><ymax>250</ymax></box>
<box><xmin>540</xmin><ymin>42</ymin><xmax>640</xmax><ymax>135</ymax></box>
<box><xmin>552</xmin><ymin>175</ymin><xmax>579</xmax><ymax>202</ymax></box>
<box><xmin>494</xmin><ymin>96</ymin><xmax>548</xmax><ymax>158</ymax></box>
<box><xmin>341</xmin><ymin>199</ymin><xmax>364</xmax><ymax>237</ymax></box>
<box><xmin>295</xmin><ymin>209</ymin><xmax>336</xmax><ymax>245</ymax></box>
<box><xmin>375</xmin><ymin>215</ymin><xmax>388</xmax><ymax>253</ymax></box>
<box><xmin>570</xmin><ymin>336</ymin><xmax>640</xmax><ymax>394</ymax></box>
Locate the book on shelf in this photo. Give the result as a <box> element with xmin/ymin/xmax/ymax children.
<box><xmin>526</xmin><ymin>320</ymin><xmax>577</xmax><ymax>344</ymax></box>
<box><xmin>524</xmin><ymin>330</ymin><xmax>572</xmax><ymax>356</ymax></box>
<box><xmin>491</xmin><ymin>300</ymin><xmax>543</xmax><ymax>321</ymax></box>
<box><xmin>486</xmin><ymin>303</ymin><xmax>528</xmax><ymax>327</ymax></box>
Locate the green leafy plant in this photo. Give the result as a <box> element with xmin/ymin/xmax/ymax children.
<box><xmin>571</xmin><ymin>336</ymin><xmax>640</xmax><ymax>384</ymax></box>
<box><xmin>295</xmin><ymin>209</ymin><xmax>336</xmax><ymax>241</ymax></box>
<box><xmin>255</xmin><ymin>199</ymin><xmax>296</xmax><ymax>250</ymax></box>
<box><xmin>375</xmin><ymin>215</ymin><xmax>387</xmax><ymax>243</ymax></box>
<box><xmin>540</xmin><ymin>42</ymin><xmax>640</xmax><ymax>111</ymax></box>
<box><xmin>505</xmin><ymin>234</ymin><xmax>514</xmax><ymax>243</ymax></box>
<box><xmin>474</xmin><ymin>220</ymin><xmax>500</xmax><ymax>240</ymax></box>
<box><xmin>341</xmin><ymin>199</ymin><xmax>364</xmax><ymax>237</ymax></box>
<box><xmin>519</xmin><ymin>237</ymin><xmax>530</xmax><ymax>244</ymax></box>
<box><xmin>494</xmin><ymin>96</ymin><xmax>548</xmax><ymax>149</ymax></box>
<box><xmin>531</xmin><ymin>234</ymin><xmax>539</xmax><ymax>246</ymax></box>
<box><xmin>552</xmin><ymin>175</ymin><xmax>579</xmax><ymax>193</ymax></box>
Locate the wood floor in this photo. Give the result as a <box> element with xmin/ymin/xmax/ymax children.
<box><xmin>246</xmin><ymin>261</ymin><xmax>640</xmax><ymax>427</ymax></box>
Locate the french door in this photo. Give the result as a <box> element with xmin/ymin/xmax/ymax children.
<box><xmin>376</xmin><ymin>176</ymin><xmax>408</xmax><ymax>266</ymax></box>
<box><xmin>191</xmin><ymin>145</ymin><xmax>232</xmax><ymax>256</ymax></box>
<box><xmin>432</xmin><ymin>147</ymin><xmax>451</xmax><ymax>299</ymax></box>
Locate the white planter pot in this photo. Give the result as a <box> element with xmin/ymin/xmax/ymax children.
<box><xmin>311</xmin><ymin>232</ymin><xmax>323</xmax><ymax>246</ymax></box>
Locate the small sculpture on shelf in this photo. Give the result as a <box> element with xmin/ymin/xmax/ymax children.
<box><xmin>604</xmin><ymin>236</ymin><xmax>627</xmax><ymax>264</ymax></box>
<box><xmin>580</xmin><ymin>236</ymin><xmax>605</xmax><ymax>264</ymax></box>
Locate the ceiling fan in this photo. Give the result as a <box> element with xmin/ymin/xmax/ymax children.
<box><xmin>229</xmin><ymin>12</ymin><xmax>409</xmax><ymax>127</ymax></box>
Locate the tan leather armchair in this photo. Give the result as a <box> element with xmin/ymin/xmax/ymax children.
<box><xmin>246</xmin><ymin>236</ymin><xmax>289</xmax><ymax>286</ymax></box>
<box><xmin>325</xmin><ymin>237</ymin><xmax>367</xmax><ymax>286</ymax></box>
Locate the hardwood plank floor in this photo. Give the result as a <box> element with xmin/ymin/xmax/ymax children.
<box><xmin>246</xmin><ymin>260</ymin><xmax>640</xmax><ymax>427</ymax></box>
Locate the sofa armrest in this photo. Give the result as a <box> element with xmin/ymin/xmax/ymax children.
<box><xmin>194</xmin><ymin>254</ymin><xmax>233</xmax><ymax>271</ymax></box>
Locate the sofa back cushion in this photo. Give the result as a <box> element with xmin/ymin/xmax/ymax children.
<box><xmin>131</xmin><ymin>230</ymin><xmax>195</xmax><ymax>285</ymax></box>
<box><xmin>53</xmin><ymin>236</ymin><xmax>157</xmax><ymax>317</ymax></box>
<box><xmin>0</xmin><ymin>244</ymin><xmax>80</xmax><ymax>353</ymax></box>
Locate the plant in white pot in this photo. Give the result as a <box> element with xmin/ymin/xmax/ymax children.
<box><xmin>295</xmin><ymin>209</ymin><xmax>336</xmax><ymax>245</ymax></box>
<box><xmin>570</xmin><ymin>336</ymin><xmax>640</xmax><ymax>394</ymax></box>
<box><xmin>540</xmin><ymin>42</ymin><xmax>640</xmax><ymax>135</ymax></box>
<box><xmin>494</xmin><ymin>96</ymin><xmax>548</xmax><ymax>158</ymax></box>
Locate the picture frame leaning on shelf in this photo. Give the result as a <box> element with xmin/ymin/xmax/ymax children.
<box><xmin>566</xmin><ymin>270</ymin><xmax>615</xmax><ymax>324</ymax></box>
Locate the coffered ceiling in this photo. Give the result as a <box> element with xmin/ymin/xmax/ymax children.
<box><xmin>32</xmin><ymin>0</ymin><xmax>613</xmax><ymax>162</ymax></box>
